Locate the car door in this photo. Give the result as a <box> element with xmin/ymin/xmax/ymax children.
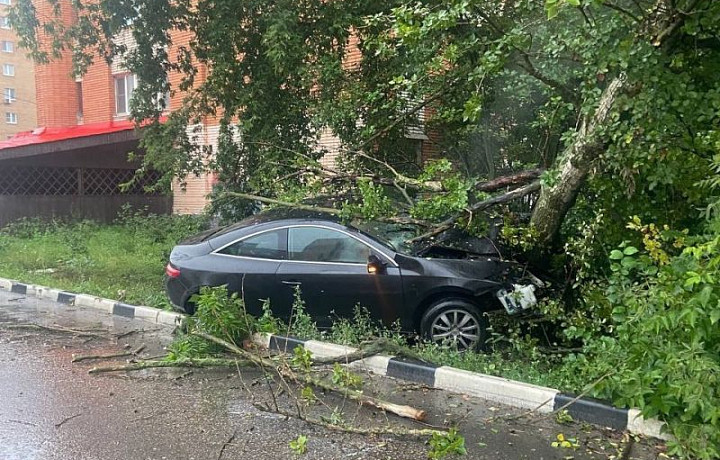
<box><xmin>211</xmin><ymin>228</ymin><xmax>293</xmax><ymax>319</ymax></box>
<box><xmin>276</xmin><ymin>225</ymin><xmax>404</xmax><ymax>328</ymax></box>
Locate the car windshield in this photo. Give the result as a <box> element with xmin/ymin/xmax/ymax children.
<box><xmin>351</xmin><ymin>220</ymin><xmax>418</xmax><ymax>255</ymax></box>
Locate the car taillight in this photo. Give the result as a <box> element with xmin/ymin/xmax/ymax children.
<box><xmin>165</xmin><ymin>263</ymin><xmax>181</xmax><ymax>278</ymax></box>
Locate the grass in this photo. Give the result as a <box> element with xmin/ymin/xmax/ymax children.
<box><xmin>0</xmin><ymin>211</ymin><xmax>209</xmax><ymax>309</ymax></box>
<box><xmin>281</xmin><ymin>301</ymin><xmax>588</xmax><ymax>393</ymax></box>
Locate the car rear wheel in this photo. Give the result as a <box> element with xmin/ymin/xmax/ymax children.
<box><xmin>420</xmin><ymin>298</ymin><xmax>488</xmax><ymax>351</ymax></box>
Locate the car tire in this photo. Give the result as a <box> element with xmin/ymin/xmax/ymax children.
<box><xmin>420</xmin><ymin>298</ymin><xmax>488</xmax><ymax>351</ymax></box>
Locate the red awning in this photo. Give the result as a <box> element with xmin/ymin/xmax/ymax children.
<box><xmin>0</xmin><ymin>120</ymin><xmax>137</xmax><ymax>150</ymax></box>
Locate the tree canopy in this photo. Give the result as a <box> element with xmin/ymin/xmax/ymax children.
<box><xmin>11</xmin><ymin>0</ymin><xmax>719</xmax><ymax>242</ymax></box>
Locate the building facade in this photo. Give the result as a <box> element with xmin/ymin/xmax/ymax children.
<box><xmin>0</xmin><ymin>0</ymin><xmax>37</xmax><ymax>140</ymax></box>
<box><xmin>0</xmin><ymin>2</ymin><xmax>171</xmax><ymax>227</ymax></box>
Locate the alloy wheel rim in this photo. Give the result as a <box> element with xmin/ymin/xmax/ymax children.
<box><xmin>430</xmin><ymin>308</ymin><xmax>480</xmax><ymax>350</ymax></box>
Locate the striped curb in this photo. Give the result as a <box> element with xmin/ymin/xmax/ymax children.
<box><xmin>253</xmin><ymin>332</ymin><xmax>670</xmax><ymax>441</ymax></box>
<box><xmin>0</xmin><ymin>276</ymin><xmax>669</xmax><ymax>441</ymax></box>
<box><xmin>0</xmin><ymin>277</ymin><xmax>185</xmax><ymax>328</ymax></box>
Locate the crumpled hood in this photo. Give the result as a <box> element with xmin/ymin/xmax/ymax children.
<box><xmin>395</xmin><ymin>253</ymin><xmax>514</xmax><ymax>281</ymax></box>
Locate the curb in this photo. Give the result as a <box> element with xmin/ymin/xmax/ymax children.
<box><xmin>253</xmin><ymin>332</ymin><xmax>669</xmax><ymax>441</ymax></box>
<box><xmin>0</xmin><ymin>277</ymin><xmax>185</xmax><ymax>328</ymax></box>
<box><xmin>0</xmin><ymin>276</ymin><xmax>668</xmax><ymax>442</ymax></box>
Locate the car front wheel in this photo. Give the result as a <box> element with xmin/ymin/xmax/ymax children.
<box><xmin>420</xmin><ymin>298</ymin><xmax>488</xmax><ymax>351</ymax></box>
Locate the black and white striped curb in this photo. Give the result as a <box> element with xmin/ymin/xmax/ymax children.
<box><xmin>0</xmin><ymin>277</ymin><xmax>184</xmax><ymax>327</ymax></box>
<box><xmin>253</xmin><ymin>333</ymin><xmax>669</xmax><ymax>441</ymax></box>
<box><xmin>0</xmin><ymin>276</ymin><xmax>668</xmax><ymax>442</ymax></box>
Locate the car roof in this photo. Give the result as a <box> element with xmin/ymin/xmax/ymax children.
<box><xmin>211</xmin><ymin>208</ymin><xmax>343</xmax><ymax>238</ymax></box>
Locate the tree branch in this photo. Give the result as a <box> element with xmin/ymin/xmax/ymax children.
<box><xmin>475</xmin><ymin>169</ymin><xmax>543</xmax><ymax>193</ymax></box>
<box><xmin>193</xmin><ymin>331</ymin><xmax>427</xmax><ymax>421</ymax></box>
<box><xmin>517</xmin><ymin>54</ymin><xmax>579</xmax><ymax>104</ymax></box>
<box><xmin>406</xmin><ymin>181</ymin><xmax>541</xmax><ymax>244</ymax></box>
<box><xmin>602</xmin><ymin>1</ymin><xmax>642</xmax><ymax>22</ymax></box>
<box><xmin>220</xmin><ymin>191</ymin><xmax>431</xmax><ymax>226</ymax></box>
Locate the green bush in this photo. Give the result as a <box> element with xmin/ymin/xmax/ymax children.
<box><xmin>582</xmin><ymin>221</ymin><xmax>720</xmax><ymax>459</ymax></box>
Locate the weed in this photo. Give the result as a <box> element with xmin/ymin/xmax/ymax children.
<box><xmin>189</xmin><ymin>285</ymin><xmax>255</xmax><ymax>344</ymax></box>
<box><xmin>166</xmin><ymin>334</ymin><xmax>220</xmax><ymax>360</ymax></box>
<box><xmin>554</xmin><ymin>410</ymin><xmax>574</xmax><ymax>425</ymax></box>
<box><xmin>331</xmin><ymin>363</ymin><xmax>362</xmax><ymax>389</ymax></box>
<box><xmin>300</xmin><ymin>386</ymin><xmax>316</xmax><ymax>403</ymax></box>
<box><xmin>321</xmin><ymin>408</ymin><xmax>344</xmax><ymax>426</ymax></box>
<box><xmin>289</xmin><ymin>435</ymin><xmax>308</xmax><ymax>455</ymax></box>
<box><xmin>427</xmin><ymin>427</ymin><xmax>466</xmax><ymax>459</ymax></box>
<box><xmin>0</xmin><ymin>213</ymin><xmax>209</xmax><ymax>309</ymax></box>
<box><xmin>291</xmin><ymin>346</ymin><xmax>313</xmax><ymax>372</ymax></box>
<box><xmin>288</xmin><ymin>286</ymin><xmax>319</xmax><ymax>339</ymax></box>
<box><xmin>256</xmin><ymin>298</ymin><xmax>283</xmax><ymax>333</ymax></box>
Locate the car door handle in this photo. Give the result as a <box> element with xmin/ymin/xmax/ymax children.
<box><xmin>282</xmin><ymin>280</ymin><xmax>302</xmax><ymax>286</ymax></box>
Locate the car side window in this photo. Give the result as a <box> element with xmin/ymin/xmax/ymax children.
<box><xmin>218</xmin><ymin>229</ymin><xmax>286</xmax><ymax>260</ymax></box>
<box><xmin>288</xmin><ymin>227</ymin><xmax>370</xmax><ymax>264</ymax></box>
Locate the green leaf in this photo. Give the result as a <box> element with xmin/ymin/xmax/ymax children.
<box><xmin>610</xmin><ymin>250</ymin><xmax>624</xmax><ymax>260</ymax></box>
<box><xmin>623</xmin><ymin>246</ymin><xmax>639</xmax><ymax>256</ymax></box>
<box><xmin>711</xmin><ymin>307</ymin><xmax>720</xmax><ymax>325</ymax></box>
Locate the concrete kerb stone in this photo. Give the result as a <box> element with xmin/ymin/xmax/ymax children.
<box><xmin>253</xmin><ymin>332</ymin><xmax>669</xmax><ymax>441</ymax></box>
<box><xmin>134</xmin><ymin>305</ymin><xmax>161</xmax><ymax>323</ymax></box>
<box><xmin>35</xmin><ymin>286</ymin><xmax>63</xmax><ymax>303</ymax></box>
<box><xmin>157</xmin><ymin>310</ymin><xmax>184</xmax><ymax>327</ymax></box>
<box><xmin>74</xmin><ymin>294</ymin><xmax>116</xmax><ymax>314</ymax></box>
<box><xmin>0</xmin><ymin>276</ymin><xmax>184</xmax><ymax>327</ymax></box>
<box><xmin>435</xmin><ymin>366</ymin><xmax>558</xmax><ymax>413</ymax></box>
<box><xmin>627</xmin><ymin>409</ymin><xmax>671</xmax><ymax>441</ymax></box>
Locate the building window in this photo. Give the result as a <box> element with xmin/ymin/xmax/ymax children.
<box><xmin>0</xmin><ymin>0</ymin><xmax>11</xmax><ymax>5</ymax></box>
<box><xmin>0</xmin><ymin>17</ymin><xmax>10</xmax><ymax>29</ymax></box>
<box><xmin>5</xmin><ymin>112</ymin><xmax>17</xmax><ymax>124</ymax></box>
<box><xmin>4</xmin><ymin>87</ymin><xmax>14</xmax><ymax>103</ymax></box>
<box><xmin>114</xmin><ymin>74</ymin><xmax>136</xmax><ymax>115</ymax></box>
<box><xmin>153</xmin><ymin>77</ymin><xmax>171</xmax><ymax>112</ymax></box>
<box><xmin>2</xmin><ymin>63</ymin><xmax>14</xmax><ymax>76</ymax></box>
<box><xmin>76</xmin><ymin>81</ymin><xmax>83</xmax><ymax>119</ymax></box>
<box><xmin>1</xmin><ymin>41</ymin><xmax>13</xmax><ymax>53</ymax></box>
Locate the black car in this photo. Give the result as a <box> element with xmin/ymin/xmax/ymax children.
<box><xmin>165</xmin><ymin>209</ymin><xmax>539</xmax><ymax>349</ymax></box>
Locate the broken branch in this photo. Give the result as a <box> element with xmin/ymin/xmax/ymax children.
<box><xmin>310</xmin><ymin>338</ymin><xmax>427</xmax><ymax>365</ymax></box>
<box><xmin>407</xmin><ymin>181</ymin><xmax>541</xmax><ymax>244</ymax></box>
<box><xmin>8</xmin><ymin>323</ymin><xmax>109</xmax><ymax>338</ymax></box>
<box><xmin>221</xmin><ymin>191</ymin><xmax>431</xmax><ymax>227</ymax></box>
<box><xmin>72</xmin><ymin>344</ymin><xmax>146</xmax><ymax>363</ymax></box>
<box><xmin>54</xmin><ymin>413</ymin><xmax>82</xmax><ymax>428</ymax></box>
<box><xmin>255</xmin><ymin>405</ymin><xmax>444</xmax><ymax>437</ymax></box>
<box><xmin>474</xmin><ymin>169</ymin><xmax>543</xmax><ymax>193</ymax></box>
<box><xmin>192</xmin><ymin>331</ymin><xmax>427</xmax><ymax>422</ymax></box>
<box><xmin>88</xmin><ymin>358</ymin><xmax>249</xmax><ymax>374</ymax></box>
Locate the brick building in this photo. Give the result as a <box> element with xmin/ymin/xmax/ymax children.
<box><xmin>0</xmin><ymin>4</ymin><xmax>170</xmax><ymax>226</ymax></box>
<box><xmin>0</xmin><ymin>3</ymin><xmax>439</xmax><ymax>225</ymax></box>
<box><xmin>0</xmin><ymin>0</ymin><xmax>37</xmax><ymax>140</ymax></box>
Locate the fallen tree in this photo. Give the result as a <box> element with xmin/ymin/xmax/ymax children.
<box><xmin>194</xmin><ymin>330</ymin><xmax>428</xmax><ymax>422</ymax></box>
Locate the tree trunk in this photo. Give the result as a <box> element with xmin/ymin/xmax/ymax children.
<box><xmin>530</xmin><ymin>73</ymin><xmax>627</xmax><ymax>246</ymax></box>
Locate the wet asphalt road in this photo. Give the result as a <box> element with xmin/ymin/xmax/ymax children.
<box><xmin>0</xmin><ymin>289</ymin><xmax>668</xmax><ymax>460</ymax></box>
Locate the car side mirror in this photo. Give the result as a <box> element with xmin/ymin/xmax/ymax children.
<box><xmin>367</xmin><ymin>254</ymin><xmax>387</xmax><ymax>274</ymax></box>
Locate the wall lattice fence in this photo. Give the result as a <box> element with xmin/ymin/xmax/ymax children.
<box><xmin>0</xmin><ymin>166</ymin><xmax>162</xmax><ymax>196</ymax></box>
